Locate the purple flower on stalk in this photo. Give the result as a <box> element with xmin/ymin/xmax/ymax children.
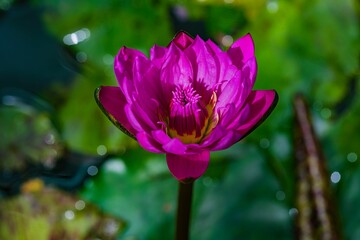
<box><xmin>95</xmin><ymin>32</ymin><xmax>278</xmax><ymax>181</ymax></box>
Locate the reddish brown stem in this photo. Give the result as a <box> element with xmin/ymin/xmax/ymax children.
<box><xmin>293</xmin><ymin>94</ymin><xmax>342</xmax><ymax>240</ymax></box>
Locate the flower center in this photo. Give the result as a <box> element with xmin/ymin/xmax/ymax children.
<box><xmin>172</xmin><ymin>86</ymin><xmax>201</xmax><ymax>106</ymax></box>
<box><xmin>166</xmin><ymin>86</ymin><xmax>218</xmax><ymax>144</ymax></box>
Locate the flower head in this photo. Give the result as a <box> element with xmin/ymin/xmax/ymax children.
<box><xmin>95</xmin><ymin>32</ymin><xmax>278</xmax><ymax>181</ymax></box>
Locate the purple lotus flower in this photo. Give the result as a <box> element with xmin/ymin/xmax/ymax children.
<box><xmin>95</xmin><ymin>32</ymin><xmax>278</xmax><ymax>181</ymax></box>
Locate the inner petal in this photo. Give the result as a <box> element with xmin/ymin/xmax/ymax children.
<box><xmin>166</xmin><ymin>85</ymin><xmax>218</xmax><ymax>144</ymax></box>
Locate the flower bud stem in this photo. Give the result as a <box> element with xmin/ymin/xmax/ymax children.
<box><xmin>175</xmin><ymin>180</ymin><xmax>194</xmax><ymax>240</ymax></box>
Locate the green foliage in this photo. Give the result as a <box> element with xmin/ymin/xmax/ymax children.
<box><xmin>0</xmin><ymin>187</ymin><xmax>126</xmax><ymax>239</ymax></box>
<box><xmin>80</xmin><ymin>145</ymin><xmax>292</xmax><ymax>239</ymax></box>
<box><xmin>0</xmin><ymin>106</ymin><xmax>62</xmax><ymax>171</ymax></box>
<box><xmin>58</xmin><ymin>65</ymin><xmax>137</xmax><ymax>154</ymax></box>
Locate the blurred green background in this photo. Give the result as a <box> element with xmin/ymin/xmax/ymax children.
<box><xmin>0</xmin><ymin>0</ymin><xmax>359</xmax><ymax>239</ymax></box>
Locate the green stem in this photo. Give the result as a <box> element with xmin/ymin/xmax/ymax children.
<box><xmin>175</xmin><ymin>180</ymin><xmax>194</xmax><ymax>240</ymax></box>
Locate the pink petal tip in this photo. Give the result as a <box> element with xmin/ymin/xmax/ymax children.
<box><xmin>172</xmin><ymin>31</ymin><xmax>194</xmax><ymax>50</ymax></box>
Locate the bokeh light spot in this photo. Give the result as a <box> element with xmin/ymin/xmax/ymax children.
<box><xmin>97</xmin><ymin>145</ymin><xmax>107</xmax><ymax>156</ymax></box>
<box><xmin>288</xmin><ymin>208</ymin><xmax>298</xmax><ymax>217</ymax></box>
<box><xmin>320</xmin><ymin>108</ymin><xmax>332</xmax><ymax>119</ymax></box>
<box><xmin>103</xmin><ymin>54</ymin><xmax>114</xmax><ymax>65</ymax></box>
<box><xmin>75</xmin><ymin>200</ymin><xmax>86</xmax><ymax>211</ymax></box>
<box><xmin>63</xmin><ymin>28</ymin><xmax>91</xmax><ymax>45</ymax></box>
<box><xmin>202</xmin><ymin>176</ymin><xmax>214</xmax><ymax>187</ymax></box>
<box><xmin>64</xmin><ymin>210</ymin><xmax>75</xmax><ymax>220</ymax></box>
<box><xmin>267</xmin><ymin>1</ymin><xmax>279</xmax><ymax>13</ymax></box>
<box><xmin>276</xmin><ymin>190</ymin><xmax>285</xmax><ymax>201</ymax></box>
<box><xmin>260</xmin><ymin>138</ymin><xmax>270</xmax><ymax>149</ymax></box>
<box><xmin>104</xmin><ymin>158</ymin><xmax>126</xmax><ymax>175</ymax></box>
<box><xmin>347</xmin><ymin>152</ymin><xmax>357</xmax><ymax>163</ymax></box>
<box><xmin>76</xmin><ymin>52</ymin><xmax>87</xmax><ymax>63</ymax></box>
<box><xmin>221</xmin><ymin>35</ymin><xmax>233</xmax><ymax>47</ymax></box>
<box><xmin>330</xmin><ymin>171</ymin><xmax>341</xmax><ymax>184</ymax></box>
<box><xmin>87</xmin><ymin>166</ymin><xmax>99</xmax><ymax>176</ymax></box>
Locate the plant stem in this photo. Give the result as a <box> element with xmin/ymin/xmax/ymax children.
<box><xmin>175</xmin><ymin>180</ymin><xmax>194</xmax><ymax>240</ymax></box>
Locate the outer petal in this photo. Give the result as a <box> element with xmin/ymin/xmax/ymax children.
<box><xmin>242</xmin><ymin>56</ymin><xmax>257</xmax><ymax>90</ymax></box>
<box><xmin>225</xmin><ymin>103</ymin><xmax>251</xmax><ymax>130</ymax></box>
<box><xmin>129</xmin><ymin>61</ymin><xmax>164</xmax><ymax>130</ymax></box>
<box><xmin>204</xmin><ymin>90</ymin><xmax>278</xmax><ymax>151</ymax></box>
<box><xmin>198</xmin><ymin>124</ymin><xmax>228</xmax><ymax>148</ymax></box>
<box><xmin>205</xmin><ymin>39</ymin><xmax>223</xmax><ymax>55</ymax></box>
<box><xmin>227</xmin><ymin>33</ymin><xmax>255</xmax><ymax>68</ymax></box>
<box><xmin>152</xmin><ymin>129</ymin><xmax>172</xmax><ymax>145</ymax></box>
<box><xmin>124</xmin><ymin>104</ymin><xmax>147</xmax><ymax>132</ymax></box>
<box><xmin>216</xmin><ymin>70</ymin><xmax>248</xmax><ymax>110</ymax></box>
<box><xmin>171</xmin><ymin>31</ymin><xmax>194</xmax><ymax>50</ymax></box>
<box><xmin>185</xmin><ymin>36</ymin><xmax>217</xmax><ymax>87</ymax></box>
<box><xmin>211</xmin><ymin>130</ymin><xmax>240</xmax><ymax>151</ymax></box>
<box><xmin>163</xmin><ymin>138</ymin><xmax>187</xmax><ymax>155</ymax></box>
<box><xmin>94</xmin><ymin>86</ymin><xmax>136</xmax><ymax>139</ymax></box>
<box><xmin>114</xmin><ymin>47</ymin><xmax>149</xmax><ymax>103</ymax></box>
<box><xmin>150</xmin><ymin>44</ymin><xmax>167</xmax><ymax>68</ymax></box>
<box><xmin>160</xmin><ymin>43</ymin><xmax>193</xmax><ymax>100</ymax></box>
<box><xmin>236</xmin><ymin>90</ymin><xmax>278</xmax><ymax>138</ymax></box>
<box><xmin>206</xmin><ymin>39</ymin><xmax>238</xmax><ymax>90</ymax></box>
<box><xmin>127</xmin><ymin>101</ymin><xmax>158</xmax><ymax>131</ymax></box>
<box><xmin>197</xmin><ymin>122</ymin><xmax>239</xmax><ymax>151</ymax></box>
<box><xmin>136</xmin><ymin>132</ymin><xmax>164</xmax><ymax>153</ymax></box>
<box><xmin>216</xmin><ymin>57</ymin><xmax>257</xmax><ymax>127</ymax></box>
<box><xmin>116</xmin><ymin>49</ymin><xmax>166</xmax><ymax>129</ymax></box>
<box><xmin>166</xmin><ymin>151</ymin><xmax>210</xmax><ymax>181</ymax></box>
